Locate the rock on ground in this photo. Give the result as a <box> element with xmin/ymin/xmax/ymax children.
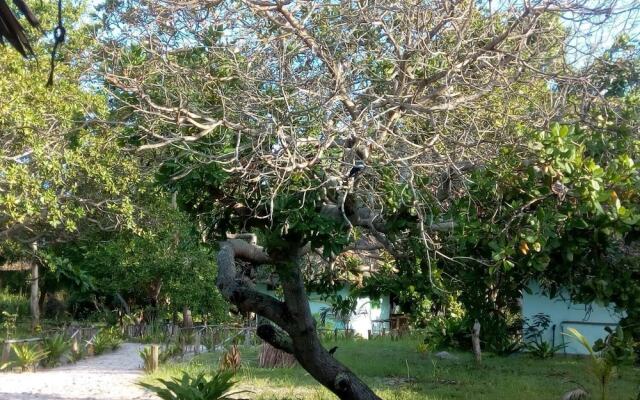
<box><xmin>0</xmin><ymin>342</ymin><xmax>157</xmax><ymax>400</ymax></box>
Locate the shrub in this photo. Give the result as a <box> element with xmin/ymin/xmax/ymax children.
<box><xmin>525</xmin><ymin>340</ymin><xmax>565</xmax><ymax>359</ymax></box>
<box><xmin>178</xmin><ymin>330</ymin><xmax>195</xmax><ymax>347</ymax></box>
<box><xmin>140</xmin><ymin>346</ymin><xmax>155</xmax><ymax>373</ymax></box>
<box><xmin>524</xmin><ymin>313</ymin><xmax>564</xmax><ymax>358</ymax></box>
<box><xmin>139</xmin><ymin>370</ymin><xmax>249</xmax><ymax>400</ymax></box>
<box><xmin>566</xmin><ymin>327</ymin><xmax>618</xmax><ymax>400</ymax></box>
<box><xmin>423</xmin><ymin>315</ymin><xmax>468</xmax><ymax>349</ymax></box>
<box><xmin>1</xmin><ymin>310</ymin><xmax>18</xmax><ymax>339</ymax></box>
<box><xmin>42</xmin><ymin>334</ymin><xmax>71</xmax><ymax>367</ymax></box>
<box><xmin>92</xmin><ymin>327</ymin><xmax>123</xmax><ymax>355</ymax></box>
<box><xmin>160</xmin><ymin>343</ymin><xmax>183</xmax><ymax>363</ymax></box>
<box><xmin>0</xmin><ymin>290</ymin><xmax>28</xmax><ymax>318</ymax></box>
<box><xmin>70</xmin><ymin>345</ymin><xmax>85</xmax><ymax>363</ymax></box>
<box><xmin>220</xmin><ymin>343</ymin><xmax>241</xmax><ymax>373</ymax></box>
<box><xmin>593</xmin><ymin>326</ymin><xmax>636</xmax><ymax>366</ymax></box>
<box><xmin>10</xmin><ymin>343</ymin><xmax>49</xmax><ymax>372</ymax></box>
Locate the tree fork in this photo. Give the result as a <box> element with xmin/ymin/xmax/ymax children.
<box><xmin>216</xmin><ymin>239</ymin><xmax>382</xmax><ymax>400</ymax></box>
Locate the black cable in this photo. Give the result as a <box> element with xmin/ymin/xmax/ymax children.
<box><xmin>46</xmin><ymin>0</ymin><xmax>65</xmax><ymax>87</ymax></box>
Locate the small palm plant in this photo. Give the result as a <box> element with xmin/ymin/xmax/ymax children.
<box><xmin>139</xmin><ymin>346</ymin><xmax>155</xmax><ymax>373</ymax></box>
<box><xmin>10</xmin><ymin>343</ymin><xmax>49</xmax><ymax>372</ymax></box>
<box><xmin>566</xmin><ymin>327</ymin><xmax>616</xmax><ymax>400</ymax></box>
<box><xmin>220</xmin><ymin>343</ymin><xmax>241</xmax><ymax>373</ymax></box>
<box><xmin>139</xmin><ymin>370</ymin><xmax>249</xmax><ymax>400</ymax></box>
<box><xmin>43</xmin><ymin>334</ymin><xmax>71</xmax><ymax>367</ymax></box>
<box><xmin>92</xmin><ymin>327</ymin><xmax>123</xmax><ymax>355</ymax></box>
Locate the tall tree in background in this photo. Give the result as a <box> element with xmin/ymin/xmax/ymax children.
<box><xmin>100</xmin><ymin>1</ymin><xmax>637</xmax><ymax>398</ymax></box>
<box><xmin>0</xmin><ymin>2</ymin><xmax>146</xmax><ymax>330</ymax></box>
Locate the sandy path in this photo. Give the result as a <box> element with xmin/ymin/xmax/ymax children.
<box><xmin>0</xmin><ymin>343</ymin><xmax>158</xmax><ymax>400</ymax></box>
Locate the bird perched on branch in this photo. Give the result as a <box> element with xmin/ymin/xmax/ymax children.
<box><xmin>328</xmin><ymin>346</ymin><xmax>338</xmax><ymax>355</ymax></box>
<box><xmin>347</xmin><ymin>160</ymin><xmax>366</xmax><ymax>179</ymax></box>
<box><xmin>0</xmin><ymin>0</ymin><xmax>40</xmax><ymax>57</ymax></box>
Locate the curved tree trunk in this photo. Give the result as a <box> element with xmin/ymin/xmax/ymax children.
<box><xmin>217</xmin><ymin>239</ymin><xmax>381</xmax><ymax>400</ymax></box>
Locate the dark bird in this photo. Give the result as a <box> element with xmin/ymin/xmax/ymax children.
<box><xmin>0</xmin><ymin>0</ymin><xmax>40</xmax><ymax>57</ymax></box>
<box><xmin>347</xmin><ymin>160</ymin><xmax>366</xmax><ymax>178</ymax></box>
<box><xmin>328</xmin><ymin>346</ymin><xmax>338</xmax><ymax>355</ymax></box>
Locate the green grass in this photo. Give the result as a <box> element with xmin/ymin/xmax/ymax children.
<box><xmin>142</xmin><ymin>337</ymin><xmax>640</xmax><ymax>399</ymax></box>
<box><xmin>0</xmin><ymin>290</ymin><xmax>29</xmax><ymax>316</ymax></box>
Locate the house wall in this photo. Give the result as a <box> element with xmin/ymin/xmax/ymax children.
<box><xmin>255</xmin><ymin>283</ymin><xmax>390</xmax><ymax>338</ymax></box>
<box><xmin>522</xmin><ymin>281</ymin><xmax>625</xmax><ymax>354</ymax></box>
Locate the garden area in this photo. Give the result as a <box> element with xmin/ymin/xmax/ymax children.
<box><xmin>1</xmin><ymin>0</ymin><xmax>640</xmax><ymax>399</ymax></box>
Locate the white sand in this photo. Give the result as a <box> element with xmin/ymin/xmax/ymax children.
<box><xmin>0</xmin><ymin>343</ymin><xmax>158</xmax><ymax>400</ymax></box>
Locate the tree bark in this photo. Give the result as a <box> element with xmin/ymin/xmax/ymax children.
<box><xmin>29</xmin><ymin>262</ymin><xmax>39</xmax><ymax>331</ymax></box>
<box><xmin>182</xmin><ymin>306</ymin><xmax>193</xmax><ymax>328</ymax></box>
<box><xmin>217</xmin><ymin>239</ymin><xmax>382</xmax><ymax>400</ymax></box>
<box><xmin>472</xmin><ymin>319</ymin><xmax>482</xmax><ymax>364</ymax></box>
<box><xmin>29</xmin><ymin>241</ymin><xmax>40</xmax><ymax>332</ymax></box>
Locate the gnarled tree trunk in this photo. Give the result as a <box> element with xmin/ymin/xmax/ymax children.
<box><xmin>217</xmin><ymin>239</ymin><xmax>381</xmax><ymax>400</ymax></box>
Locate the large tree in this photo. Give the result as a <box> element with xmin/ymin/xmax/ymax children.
<box><xmin>99</xmin><ymin>1</ymin><xmax>633</xmax><ymax>398</ymax></box>
<box><xmin>0</xmin><ymin>1</ymin><xmax>146</xmax><ymax>330</ymax></box>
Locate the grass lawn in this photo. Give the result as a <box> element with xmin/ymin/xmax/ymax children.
<box><xmin>143</xmin><ymin>337</ymin><xmax>640</xmax><ymax>399</ymax></box>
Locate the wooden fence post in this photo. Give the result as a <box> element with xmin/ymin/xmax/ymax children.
<box><xmin>194</xmin><ymin>332</ymin><xmax>201</xmax><ymax>354</ymax></box>
<box><xmin>367</xmin><ymin>330</ymin><xmax>371</xmax><ymax>340</ymax></box>
<box><xmin>71</xmin><ymin>335</ymin><xmax>79</xmax><ymax>354</ymax></box>
<box><xmin>472</xmin><ymin>319</ymin><xmax>482</xmax><ymax>364</ymax></box>
<box><xmin>151</xmin><ymin>344</ymin><xmax>159</xmax><ymax>372</ymax></box>
<box><xmin>1</xmin><ymin>342</ymin><xmax>11</xmax><ymax>365</ymax></box>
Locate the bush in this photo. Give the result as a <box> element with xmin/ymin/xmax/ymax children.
<box><xmin>160</xmin><ymin>343</ymin><xmax>183</xmax><ymax>363</ymax></box>
<box><xmin>524</xmin><ymin>313</ymin><xmax>564</xmax><ymax>358</ymax></box>
<box><xmin>42</xmin><ymin>334</ymin><xmax>71</xmax><ymax>367</ymax></box>
<box><xmin>220</xmin><ymin>344</ymin><xmax>241</xmax><ymax>373</ymax></box>
<box><xmin>0</xmin><ymin>290</ymin><xmax>29</xmax><ymax>317</ymax></box>
<box><xmin>567</xmin><ymin>328</ymin><xmax>618</xmax><ymax>400</ymax></box>
<box><xmin>139</xmin><ymin>370</ymin><xmax>249</xmax><ymax>400</ymax></box>
<box><xmin>1</xmin><ymin>310</ymin><xmax>18</xmax><ymax>339</ymax></box>
<box><xmin>92</xmin><ymin>327</ymin><xmax>123</xmax><ymax>355</ymax></box>
<box><xmin>593</xmin><ymin>326</ymin><xmax>637</xmax><ymax>366</ymax></box>
<box><xmin>423</xmin><ymin>315</ymin><xmax>468</xmax><ymax>349</ymax></box>
<box><xmin>9</xmin><ymin>343</ymin><xmax>49</xmax><ymax>372</ymax></box>
<box><xmin>140</xmin><ymin>346</ymin><xmax>155</xmax><ymax>373</ymax></box>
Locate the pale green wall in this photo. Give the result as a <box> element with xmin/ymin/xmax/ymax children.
<box><xmin>255</xmin><ymin>283</ymin><xmax>390</xmax><ymax>337</ymax></box>
<box><xmin>522</xmin><ymin>281</ymin><xmax>625</xmax><ymax>354</ymax></box>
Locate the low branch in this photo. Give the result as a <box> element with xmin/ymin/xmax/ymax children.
<box><xmin>216</xmin><ymin>240</ymin><xmax>290</xmax><ymax>329</ymax></box>
<box><xmin>256</xmin><ymin>323</ymin><xmax>294</xmax><ymax>354</ymax></box>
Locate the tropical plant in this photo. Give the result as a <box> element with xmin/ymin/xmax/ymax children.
<box><xmin>423</xmin><ymin>316</ymin><xmax>469</xmax><ymax>350</ymax></box>
<box><xmin>1</xmin><ymin>310</ymin><xmax>18</xmax><ymax>339</ymax></box>
<box><xmin>566</xmin><ymin>328</ymin><xmax>618</xmax><ymax>400</ymax></box>
<box><xmin>220</xmin><ymin>344</ymin><xmax>241</xmax><ymax>373</ymax></box>
<box><xmin>319</xmin><ymin>294</ymin><xmax>358</xmax><ymax>334</ymax></box>
<box><xmin>106</xmin><ymin>327</ymin><xmax>123</xmax><ymax>351</ymax></box>
<box><xmin>524</xmin><ymin>313</ymin><xmax>565</xmax><ymax>358</ymax></box>
<box><xmin>160</xmin><ymin>343</ymin><xmax>183</xmax><ymax>363</ymax></box>
<box><xmin>526</xmin><ymin>340</ymin><xmax>566</xmax><ymax>359</ymax></box>
<box><xmin>140</xmin><ymin>346</ymin><xmax>155</xmax><ymax>373</ymax></box>
<box><xmin>92</xmin><ymin>328</ymin><xmax>123</xmax><ymax>355</ymax></box>
<box><xmin>70</xmin><ymin>345</ymin><xmax>85</xmax><ymax>363</ymax></box>
<box><xmin>42</xmin><ymin>334</ymin><xmax>71</xmax><ymax>367</ymax></box>
<box><xmin>139</xmin><ymin>370</ymin><xmax>248</xmax><ymax>400</ymax></box>
<box><xmin>416</xmin><ymin>342</ymin><xmax>435</xmax><ymax>358</ymax></box>
<box><xmin>178</xmin><ymin>330</ymin><xmax>195</xmax><ymax>348</ymax></box>
<box><xmin>592</xmin><ymin>326</ymin><xmax>637</xmax><ymax>366</ymax></box>
<box><xmin>10</xmin><ymin>343</ymin><xmax>49</xmax><ymax>372</ymax></box>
